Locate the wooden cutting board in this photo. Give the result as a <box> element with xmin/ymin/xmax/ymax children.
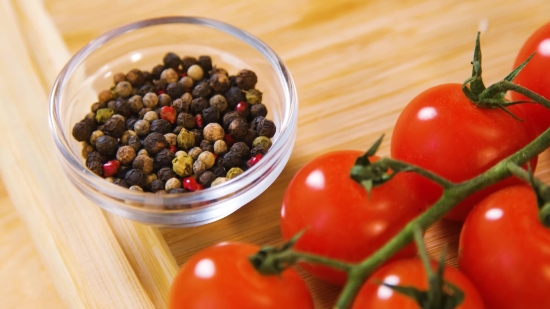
<box><xmin>2</xmin><ymin>0</ymin><xmax>550</xmax><ymax>308</ymax></box>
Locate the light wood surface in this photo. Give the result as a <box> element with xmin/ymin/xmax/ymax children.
<box><xmin>3</xmin><ymin>0</ymin><xmax>550</xmax><ymax>308</ymax></box>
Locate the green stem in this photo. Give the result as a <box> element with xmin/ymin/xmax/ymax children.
<box><xmin>382</xmin><ymin>158</ymin><xmax>455</xmax><ymax>189</ymax></box>
<box><xmin>289</xmin><ymin>250</ymin><xmax>354</xmax><ymax>273</ymax></box>
<box><xmin>486</xmin><ymin>80</ymin><xmax>550</xmax><ymax>109</ymax></box>
<box><xmin>413</xmin><ymin>226</ymin><xmax>433</xmax><ymax>278</ymax></box>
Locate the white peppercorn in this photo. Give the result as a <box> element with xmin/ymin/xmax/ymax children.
<box><xmin>213</xmin><ymin>140</ymin><xmax>228</xmax><ymax>155</ymax></box>
<box><xmin>164</xmin><ymin>133</ymin><xmax>177</xmax><ymax>146</ymax></box>
<box><xmin>210</xmin><ymin>94</ymin><xmax>228</xmax><ymax>112</ymax></box>
<box><xmin>138</xmin><ymin>149</ymin><xmax>149</xmax><ymax>157</ymax></box>
<box><xmin>81</xmin><ymin>142</ymin><xmax>94</xmax><ymax>159</ymax></box>
<box><xmin>143</xmin><ymin>111</ymin><xmax>159</xmax><ymax>122</ymax></box>
<box><xmin>121</xmin><ymin>130</ymin><xmax>137</xmax><ymax>145</ymax></box>
<box><xmin>165</xmin><ymin>178</ymin><xmax>182</xmax><ymax>191</ymax></box>
<box><xmin>175</xmin><ymin>150</ymin><xmax>187</xmax><ymax>158</ymax></box>
<box><xmin>179</xmin><ymin>76</ymin><xmax>194</xmax><ymax>90</ymax></box>
<box><xmin>117</xmin><ymin>145</ymin><xmax>136</xmax><ymax>165</ymax></box>
<box><xmin>134</xmin><ymin>119</ymin><xmax>150</xmax><ymax>136</ymax></box>
<box><xmin>211</xmin><ymin>177</ymin><xmax>229</xmax><ymax>187</ymax></box>
<box><xmin>133</xmin><ymin>155</ymin><xmax>154</xmax><ymax>175</ymax></box>
<box><xmin>193</xmin><ymin>160</ymin><xmax>206</xmax><ymax>175</ymax></box>
<box><xmin>203</xmin><ymin>123</ymin><xmax>225</xmax><ymax>142</ymax></box>
<box><xmin>158</xmin><ymin>93</ymin><xmax>172</xmax><ymax>107</ymax></box>
<box><xmin>160</xmin><ymin>68</ymin><xmax>179</xmax><ymax>83</ymax></box>
<box><xmin>115</xmin><ymin>81</ymin><xmax>133</xmax><ymax>98</ymax></box>
<box><xmin>143</xmin><ymin>92</ymin><xmax>159</xmax><ymax>108</ymax></box>
<box><xmin>89</xmin><ymin>130</ymin><xmax>104</xmax><ymax>146</ymax></box>
<box><xmin>129</xmin><ymin>185</ymin><xmax>143</xmax><ymax>192</ymax></box>
<box><xmin>188</xmin><ymin>147</ymin><xmax>202</xmax><ymax>160</ymax></box>
<box><xmin>197</xmin><ymin>151</ymin><xmax>215</xmax><ymax>169</ymax></box>
<box><xmin>145</xmin><ymin>173</ymin><xmax>157</xmax><ymax>186</ymax></box>
<box><xmin>187</xmin><ymin>64</ymin><xmax>204</xmax><ymax>81</ymax></box>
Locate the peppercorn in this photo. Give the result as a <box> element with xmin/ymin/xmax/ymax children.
<box><xmin>179</xmin><ymin>76</ymin><xmax>194</xmax><ymax>91</ymax></box>
<box><xmin>211</xmin><ymin>159</ymin><xmax>226</xmax><ymax>178</ymax></box>
<box><xmin>202</xmin><ymin>106</ymin><xmax>219</xmax><ymax>125</ymax></box>
<box><xmin>96</xmin><ymin>135</ymin><xmax>118</xmax><ymax>155</ymax></box>
<box><xmin>158</xmin><ymin>167</ymin><xmax>177</xmax><ymax>182</ymax></box>
<box><xmin>193</xmin><ymin>160</ymin><xmax>206</xmax><ymax>175</ymax></box>
<box><xmin>107</xmin><ymin>100</ymin><xmax>116</xmax><ymax>111</ymax></box>
<box><xmin>105</xmin><ymin>177</ymin><xmax>115</xmax><ymax>183</ymax></box>
<box><xmin>127</xmin><ymin>95</ymin><xmax>144</xmax><ymax>113</ymax></box>
<box><xmin>164</xmin><ymin>133</ymin><xmax>177</xmax><ymax>146</ymax></box>
<box><xmin>211</xmin><ymin>177</ymin><xmax>229</xmax><ymax>187</ymax></box>
<box><xmin>177</xmin><ymin>129</ymin><xmax>195</xmax><ymax>150</ymax></box>
<box><xmin>86</xmin><ymin>159</ymin><xmax>103</xmax><ymax>176</ymax></box>
<box><xmin>236</xmin><ymin>69</ymin><xmax>257</xmax><ymax>90</ymax></box>
<box><xmin>165</xmin><ymin>82</ymin><xmax>184</xmax><ymax>99</ymax></box>
<box><xmin>230</xmin><ymin>142</ymin><xmax>250</xmax><ymax>159</ymax></box>
<box><xmin>155</xmin><ymin>148</ymin><xmax>175</xmax><ymax>169</ymax></box>
<box><xmin>235</xmin><ymin>101</ymin><xmax>250</xmax><ymax>117</ymax></box>
<box><xmin>164</xmin><ymin>177</ymin><xmax>181</xmax><ymax>191</ymax></box>
<box><xmin>102</xmin><ymin>116</ymin><xmax>125</xmax><ymax>137</ymax></box>
<box><xmin>81</xmin><ymin>142</ymin><xmax>94</xmax><ymax>159</ymax></box>
<box><xmin>72</xmin><ymin>120</ymin><xmax>93</xmax><ymax>142</ymax></box>
<box><xmin>102</xmin><ymin>159</ymin><xmax>121</xmax><ymax>178</ymax></box>
<box><xmin>134</xmin><ymin>119</ymin><xmax>150</xmax><ymax>136</ymax></box>
<box><xmin>138</xmin><ymin>149</ymin><xmax>149</xmax><ymax>157</ymax></box>
<box><xmin>224</xmin><ymin>134</ymin><xmax>235</xmax><ymax>148</ymax></box>
<box><xmin>167</xmin><ymin>188</ymin><xmax>186</xmax><ymax>194</ymax></box>
<box><xmin>209</xmin><ymin>73</ymin><xmax>229</xmax><ymax>93</ymax></box>
<box><xmin>190</xmin><ymin>97</ymin><xmax>209</xmax><ymax>114</ymax></box>
<box><xmin>178</xmin><ymin>92</ymin><xmax>193</xmax><ymax>112</ymax></box>
<box><xmin>195</xmin><ymin>114</ymin><xmax>203</xmax><ymax>128</ymax></box>
<box><xmin>198</xmin><ymin>171</ymin><xmax>216</xmax><ymax>187</ymax></box>
<box><xmin>116</xmin><ymin>146</ymin><xmax>136</xmax><ymax>165</ymax></box>
<box><xmin>210</xmin><ymin>66</ymin><xmax>228</xmax><ymax>76</ymax></box>
<box><xmin>138</xmin><ymin>83</ymin><xmax>154</xmax><ymax>96</ymax></box>
<box><xmin>126</xmin><ymin>69</ymin><xmax>146</xmax><ymax>87</ymax></box>
<box><xmin>222</xmin><ymin>151</ymin><xmax>242</xmax><ymax>169</ymax></box>
<box><xmin>200</xmin><ymin>140</ymin><xmax>214</xmax><ymax>153</ymax></box>
<box><xmin>177</xmin><ymin>112</ymin><xmax>195</xmax><ymax>129</ymax></box>
<box><xmin>150</xmin><ymin>179</ymin><xmax>165</xmax><ymax>192</ymax></box>
<box><xmin>191</xmin><ymin>129</ymin><xmax>203</xmax><ymax>146</ymax></box>
<box><xmin>151</xmin><ymin>64</ymin><xmax>164</xmax><ymax>78</ymax></box>
<box><xmin>120</xmin><ymin>130</ymin><xmax>136</xmax><ymax>145</ymax></box>
<box><xmin>114</xmin><ymin>178</ymin><xmax>129</xmax><ymax>188</ymax></box>
<box><xmin>143</xmin><ymin>71</ymin><xmax>153</xmax><ymax>82</ymax></box>
<box><xmin>163</xmin><ymin>52</ymin><xmax>182</xmax><ymax>69</ymax></box>
<box><xmin>227</xmin><ymin>167</ymin><xmax>244</xmax><ymax>179</ymax></box>
<box><xmin>197</xmin><ymin>55</ymin><xmax>213</xmax><ymax>73</ymax></box>
<box><xmin>143</xmin><ymin>111</ymin><xmax>159</xmax><ymax>123</ymax></box>
<box><xmin>125</xmin><ymin>169</ymin><xmax>146</xmax><ymax>187</ymax></box>
<box><xmin>156</xmin><ymin>190</ymin><xmax>167</xmax><ymax>195</ymax></box>
<box><xmin>145</xmin><ymin>173</ymin><xmax>157</xmax><ymax>186</ymax></box>
<box><xmin>87</xmin><ymin>151</ymin><xmax>107</xmax><ymax>164</ymax></box>
<box><xmin>203</xmin><ymin>123</ymin><xmax>225</xmax><ymax>142</ymax></box>
<box><xmin>133</xmin><ymin>154</ymin><xmax>154</xmax><ymax>174</ymax></box>
<box><xmin>158</xmin><ymin>93</ymin><xmax>172</xmax><ymax>107</ymax></box>
<box><xmin>138</xmin><ymin>107</ymin><xmax>153</xmax><ymax>119</ymax></box>
<box><xmin>98</xmin><ymin>89</ymin><xmax>113</xmax><ymax>104</ymax></box>
<box><xmin>257</xmin><ymin>118</ymin><xmax>276</xmax><ymax>138</ymax></box>
<box><xmin>185</xmin><ymin>64</ymin><xmax>203</xmax><ymax>82</ymax></box>
<box><xmin>250</xmin><ymin>144</ymin><xmax>268</xmax><ymax>156</ymax></box>
<box><xmin>160</xmin><ymin>106</ymin><xmax>177</xmax><ymax>124</ymax></box>
<box><xmin>160</xmin><ymin>68</ymin><xmax>179</xmax><ymax>83</ymax></box>
<box><xmin>173</xmin><ymin>126</ymin><xmax>183</xmax><ymax>135</ymax></box>
<box><xmin>247</xmin><ymin>154</ymin><xmax>263</xmax><ymax>168</ymax></box>
<box><xmin>223</xmin><ymin>111</ymin><xmax>244</xmax><ymax>130</ymax></box>
<box><xmin>175</xmin><ymin>150</ymin><xmax>187</xmax><ymax>157</ymax></box>
<box><xmin>113</xmin><ymin>72</ymin><xmax>126</xmax><ymax>84</ymax></box>
<box><xmin>250</xmin><ymin>103</ymin><xmax>267</xmax><ymax>118</ymax></box>
<box><xmin>250</xmin><ymin>116</ymin><xmax>264</xmax><ymax>132</ymax></box>
<box><xmin>188</xmin><ymin>147</ymin><xmax>203</xmax><ymax>160</ymax></box>
<box><xmin>228</xmin><ymin>118</ymin><xmax>249</xmax><ymax>141</ymax></box>
<box><xmin>213</xmin><ymin>140</ymin><xmax>228</xmax><ymax>155</ymax></box>
<box><xmin>143</xmin><ymin>93</ymin><xmax>159</xmax><ymax>108</ymax></box>
<box><xmin>172</xmin><ymin>98</ymin><xmax>187</xmax><ymax>114</ymax></box>
<box><xmin>115</xmin><ymin>81</ymin><xmax>133</xmax><ymax>98</ymax></box>
<box><xmin>91</xmin><ymin>102</ymin><xmax>102</xmax><ymax>113</ymax></box>
<box><xmin>245</xmin><ymin>89</ymin><xmax>263</xmax><ymax>104</ymax></box>
<box><xmin>181</xmin><ymin>56</ymin><xmax>197</xmax><ymax>69</ymax></box>
<box><xmin>224</xmin><ymin>87</ymin><xmax>244</xmax><ymax>108</ymax></box>
<box><xmin>125</xmin><ymin>117</ymin><xmax>138</xmax><ymax>131</ymax></box>
<box><xmin>197</xmin><ymin>151</ymin><xmax>215</xmax><ymax>169</ymax></box>
<box><xmin>243</xmin><ymin>129</ymin><xmax>258</xmax><ymax>147</ymax></box>
<box><xmin>192</xmin><ymin>81</ymin><xmax>212</xmax><ymax>99</ymax></box>
<box><xmin>252</xmin><ymin>136</ymin><xmax>272</xmax><ymax>150</ymax></box>
<box><xmin>128</xmin><ymin>135</ymin><xmax>141</xmax><ymax>152</ymax></box>
<box><xmin>144</xmin><ymin>132</ymin><xmax>168</xmax><ymax>155</ymax></box>
<box><xmin>150</xmin><ymin>119</ymin><xmax>172</xmax><ymax>134</ymax></box>
<box><xmin>207</xmin><ymin>96</ymin><xmax>226</xmax><ymax>113</ymax></box>
<box><xmin>129</xmin><ymin>185</ymin><xmax>143</xmax><ymax>192</ymax></box>
<box><xmin>172</xmin><ymin>154</ymin><xmax>193</xmax><ymax>177</ymax></box>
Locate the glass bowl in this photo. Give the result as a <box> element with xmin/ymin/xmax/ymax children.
<box><xmin>49</xmin><ymin>17</ymin><xmax>297</xmax><ymax>227</ymax></box>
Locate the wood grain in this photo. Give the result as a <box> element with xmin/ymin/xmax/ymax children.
<box><xmin>2</xmin><ymin>0</ymin><xmax>550</xmax><ymax>308</ymax></box>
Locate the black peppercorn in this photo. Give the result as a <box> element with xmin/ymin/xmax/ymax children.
<box><xmin>91</xmin><ymin>102</ymin><xmax>102</xmax><ymax>113</ymax></box>
<box><xmin>126</xmin><ymin>117</ymin><xmax>138</xmax><ymax>130</ymax></box>
<box><xmin>192</xmin><ymin>81</ymin><xmax>212</xmax><ymax>99</ymax></box>
<box><xmin>114</xmin><ymin>178</ymin><xmax>129</xmax><ymax>188</ymax></box>
<box><xmin>230</xmin><ymin>142</ymin><xmax>250</xmax><ymax>159</ymax></box>
<box><xmin>72</xmin><ymin>120</ymin><xmax>93</xmax><ymax>142</ymax></box>
<box><xmin>228</xmin><ymin>118</ymin><xmax>249</xmax><ymax>141</ymax></box>
<box><xmin>236</xmin><ymin>69</ymin><xmax>257</xmax><ymax>90</ymax></box>
<box><xmin>223</xmin><ymin>111</ymin><xmax>244</xmax><ymax>130</ymax></box>
<box><xmin>250</xmin><ymin>103</ymin><xmax>267</xmax><ymax>119</ymax></box>
<box><xmin>158</xmin><ymin>94</ymin><xmax>172</xmax><ymax>107</ymax></box>
<box><xmin>250</xmin><ymin>116</ymin><xmax>265</xmax><ymax>132</ymax></box>
<box><xmin>167</xmin><ymin>188</ymin><xmax>186</xmax><ymax>194</ymax></box>
<box><xmin>138</xmin><ymin>107</ymin><xmax>153</xmax><ymax>119</ymax></box>
<box><xmin>126</xmin><ymin>69</ymin><xmax>145</xmax><ymax>87</ymax></box>
<box><xmin>144</xmin><ymin>132</ymin><xmax>168</xmax><ymax>155</ymax></box>
<box><xmin>138</xmin><ymin>84</ymin><xmax>154</xmax><ymax>96</ymax></box>
<box><xmin>117</xmin><ymin>165</ymin><xmax>131</xmax><ymax>179</ymax></box>
<box><xmin>87</xmin><ymin>151</ymin><xmax>107</xmax><ymax>164</ymax></box>
<box><xmin>96</xmin><ymin>135</ymin><xmax>118</xmax><ymax>155</ymax></box>
<box><xmin>211</xmin><ymin>158</ymin><xmax>226</xmax><ymax>178</ymax></box>
<box><xmin>177</xmin><ymin>112</ymin><xmax>195</xmax><ymax>130</ymax></box>
<box><xmin>150</xmin><ymin>119</ymin><xmax>172</xmax><ymax>134</ymax></box>
<box><xmin>128</xmin><ymin>95</ymin><xmax>144</xmax><ymax>113</ymax></box>
<box><xmin>133</xmin><ymin>154</ymin><xmax>154</xmax><ymax>174</ymax></box>
<box><xmin>222</xmin><ymin>151</ymin><xmax>242</xmax><ymax>169</ymax></box>
<box><xmin>150</xmin><ymin>179</ymin><xmax>165</xmax><ymax>193</ymax></box>
<box><xmin>172</xmin><ymin>98</ymin><xmax>188</xmax><ymax>114</ymax></box>
<box><xmin>86</xmin><ymin>160</ymin><xmax>103</xmax><ymax>176</ymax></box>
<box><xmin>229</xmin><ymin>75</ymin><xmax>237</xmax><ymax>87</ymax></box>
<box><xmin>102</xmin><ymin>116</ymin><xmax>125</xmax><ymax>137</ymax></box>
<box><xmin>191</xmin><ymin>129</ymin><xmax>203</xmax><ymax>146</ymax></box>
<box><xmin>209</xmin><ymin>73</ymin><xmax>230</xmax><ymax>93</ymax></box>
<box><xmin>200</xmin><ymin>140</ymin><xmax>214</xmax><ymax>153</ymax></box>
<box><xmin>198</xmin><ymin>171</ymin><xmax>216</xmax><ymax>187</ymax></box>
<box><xmin>163</xmin><ymin>52</ymin><xmax>182</xmax><ymax>69</ymax></box>
<box><xmin>152</xmin><ymin>64</ymin><xmax>165</xmax><ymax>79</ymax></box>
<box><xmin>202</xmin><ymin>106</ymin><xmax>219</xmax><ymax>125</ymax></box>
<box><xmin>158</xmin><ymin>167</ymin><xmax>177</xmax><ymax>182</ymax></box>
<box><xmin>107</xmin><ymin>100</ymin><xmax>116</xmax><ymax>111</ymax></box>
<box><xmin>190</xmin><ymin>97</ymin><xmax>209</xmax><ymax>114</ymax></box>
<box><xmin>243</xmin><ymin>129</ymin><xmax>258</xmax><ymax>147</ymax></box>
<box><xmin>166</xmin><ymin>82</ymin><xmax>184</xmax><ymax>99</ymax></box>
<box><xmin>197</xmin><ymin>55</ymin><xmax>212</xmax><ymax>73</ymax></box>
<box><xmin>181</xmin><ymin>56</ymin><xmax>197</xmax><ymax>71</ymax></box>
<box><xmin>143</xmin><ymin>71</ymin><xmax>153</xmax><ymax>82</ymax></box>
<box><xmin>127</xmin><ymin>135</ymin><xmax>141</xmax><ymax>152</ymax></box>
<box><xmin>250</xmin><ymin>144</ymin><xmax>268</xmax><ymax>156</ymax></box>
<box><xmin>257</xmin><ymin>118</ymin><xmax>276</xmax><ymax>138</ymax></box>
<box><xmin>125</xmin><ymin>169</ymin><xmax>146</xmax><ymax>187</ymax></box>
<box><xmin>173</xmin><ymin>126</ymin><xmax>183</xmax><ymax>135</ymax></box>
<box><xmin>224</xmin><ymin>87</ymin><xmax>244</xmax><ymax>108</ymax></box>
<box><xmin>155</xmin><ymin>148</ymin><xmax>175</xmax><ymax>170</ymax></box>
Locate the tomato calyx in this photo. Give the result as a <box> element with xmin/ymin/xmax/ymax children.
<box><xmin>350</xmin><ymin>135</ymin><xmax>394</xmax><ymax>194</ymax></box>
<box><xmin>508</xmin><ymin>163</ymin><xmax>550</xmax><ymax>227</ymax></box>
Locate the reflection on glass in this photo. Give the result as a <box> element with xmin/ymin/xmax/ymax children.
<box><xmin>377</xmin><ymin>275</ymin><xmax>400</xmax><ymax>299</ymax></box>
<box><xmin>194</xmin><ymin>258</ymin><xmax>215</xmax><ymax>279</ymax></box>
<box><xmin>130</xmin><ymin>52</ymin><xmax>143</xmax><ymax>63</ymax></box>
<box><xmin>485</xmin><ymin>208</ymin><xmax>503</xmax><ymax>220</ymax></box>
<box><xmin>306</xmin><ymin>170</ymin><xmax>325</xmax><ymax>190</ymax></box>
<box><xmin>417</xmin><ymin>107</ymin><xmax>437</xmax><ymax>121</ymax></box>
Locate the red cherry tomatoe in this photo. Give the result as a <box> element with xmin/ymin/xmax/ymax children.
<box><xmin>103</xmin><ymin>159</ymin><xmax>121</xmax><ymax>178</ymax></box>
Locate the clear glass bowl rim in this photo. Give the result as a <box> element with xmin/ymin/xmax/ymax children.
<box><xmin>48</xmin><ymin>16</ymin><xmax>297</xmax><ymax>213</ymax></box>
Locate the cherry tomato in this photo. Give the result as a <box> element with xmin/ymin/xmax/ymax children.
<box><xmin>458</xmin><ymin>185</ymin><xmax>550</xmax><ymax>309</ymax></box>
<box><xmin>391</xmin><ymin>83</ymin><xmax>537</xmax><ymax>221</ymax></box>
<box><xmin>351</xmin><ymin>258</ymin><xmax>485</xmax><ymax>309</ymax></box>
<box><xmin>168</xmin><ymin>242</ymin><xmax>314</xmax><ymax>309</ymax></box>
<box><xmin>509</xmin><ymin>22</ymin><xmax>550</xmax><ymax>135</ymax></box>
<box><xmin>281</xmin><ymin>150</ymin><xmax>426</xmax><ymax>286</ymax></box>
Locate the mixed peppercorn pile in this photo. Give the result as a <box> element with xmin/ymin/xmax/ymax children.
<box><xmin>72</xmin><ymin>53</ymin><xmax>276</xmax><ymax>195</ymax></box>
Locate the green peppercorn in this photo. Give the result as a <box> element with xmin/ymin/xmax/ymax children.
<box><xmin>128</xmin><ymin>135</ymin><xmax>141</xmax><ymax>152</ymax></box>
<box><xmin>98</xmin><ymin>89</ymin><xmax>114</xmax><ymax>104</ymax></box>
<box><xmin>165</xmin><ymin>177</ymin><xmax>181</xmax><ymax>191</ymax></box>
<box><xmin>227</xmin><ymin>167</ymin><xmax>244</xmax><ymax>179</ymax></box>
<box><xmin>200</xmin><ymin>140</ymin><xmax>214</xmax><ymax>153</ymax></box>
<box><xmin>143</xmin><ymin>93</ymin><xmax>159</xmax><ymax>108</ymax></box>
<box><xmin>197</xmin><ymin>55</ymin><xmax>213</xmax><ymax>73</ymax></box>
<box><xmin>115</xmin><ymin>81</ymin><xmax>133</xmax><ymax>98</ymax></box>
<box><xmin>188</xmin><ymin>147</ymin><xmax>203</xmax><ymax>160</ymax></box>
<box><xmin>81</xmin><ymin>142</ymin><xmax>94</xmax><ymax>159</ymax></box>
<box><xmin>113</xmin><ymin>72</ymin><xmax>126</xmax><ymax>84</ymax></box>
<box><xmin>126</xmin><ymin>69</ymin><xmax>146</xmax><ymax>87</ymax></box>
<box><xmin>172</xmin><ymin>154</ymin><xmax>193</xmax><ymax>177</ymax></box>
<box><xmin>102</xmin><ymin>116</ymin><xmax>125</xmax><ymax>137</ymax></box>
<box><xmin>177</xmin><ymin>128</ymin><xmax>195</xmax><ymax>150</ymax></box>
<box><xmin>245</xmin><ymin>89</ymin><xmax>262</xmax><ymax>104</ymax></box>
<box><xmin>187</xmin><ymin>64</ymin><xmax>204</xmax><ymax>81</ymax></box>
<box><xmin>179</xmin><ymin>76</ymin><xmax>194</xmax><ymax>91</ymax></box>
<box><xmin>250</xmin><ymin>103</ymin><xmax>267</xmax><ymax>118</ymax></box>
<box><xmin>72</xmin><ymin>120</ymin><xmax>93</xmax><ymax>142</ymax></box>
<box><xmin>252</xmin><ymin>136</ymin><xmax>272</xmax><ymax>150</ymax></box>
<box><xmin>150</xmin><ymin>119</ymin><xmax>172</xmax><ymax>134</ymax></box>
<box><xmin>213</xmin><ymin>140</ymin><xmax>228</xmax><ymax>155</ymax></box>
<box><xmin>209</xmin><ymin>73</ymin><xmax>230</xmax><ymax>93</ymax></box>
<box><xmin>257</xmin><ymin>118</ymin><xmax>276</xmax><ymax>138</ymax></box>
<box><xmin>190</xmin><ymin>97</ymin><xmax>209</xmax><ymax>114</ymax></box>
<box><xmin>228</xmin><ymin>118</ymin><xmax>249</xmax><ymax>141</ymax></box>
<box><xmin>203</xmin><ymin>123</ymin><xmax>225</xmax><ymax>142</ymax></box>
<box><xmin>164</xmin><ymin>133</ymin><xmax>177</xmax><ymax>146</ymax></box>
<box><xmin>96</xmin><ymin>108</ymin><xmax>115</xmax><ymax>123</ymax></box>
<box><xmin>158</xmin><ymin>167</ymin><xmax>177</xmax><ymax>182</ymax></box>
<box><xmin>230</xmin><ymin>142</ymin><xmax>250</xmax><ymax>159</ymax></box>
<box><xmin>193</xmin><ymin>159</ymin><xmax>206</xmax><ymax>175</ymax></box>
<box><xmin>150</xmin><ymin>179</ymin><xmax>165</xmax><ymax>193</ymax></box>
<box><xmin>211</xmin><ymin>177</ymin><xmax>229</xmax><ymax>187</ymax></box>
<box><xmin>161</xmin><ymin>68</ymin><xmax>179</xmax><ymax>83</ymax></box>
<box><xmin>177</xmin><ymin>112</ymin><xmax>195</xmax><ymax>129</ymax></box>
<box><xmin>163</xmin><ymin>52</ymin><xmax>182</xmax><ymax>69</ymax></box>
<box><xmin>198</xmin><ymin>151</ymin><xmax>215</xmax><ymax>169</ymax></box>
<box><xmin>128</xmin><ymin>95</ymin><xmax>144</xmax><ymax>113</ymax></box>
<box><xmin>192</xmin><ymin>81</ymin><xmax>211</xmax><ymax>99</ymax></box>
<box><xmin>125</xmin><ymin>169</ymin><xmax>146</xmax><ymax>187</ymax></box>
<box><xmin>144</xmin><ymin>132</ymin><xmax>168</xmax><ymax>155</ymax></box>
<box><xmin>236</xmin><ymin>69</ymin><xmax>257</xmax><ymax>90</ymax></box>
<box><xmin>155</xmin><ymin>148</ymin><xmax>175</xmax><ymax>169</ymax></box>
<box><xmin>166</xmin><ymin>82</ymin><xmax>184</xmax><ymax>99</ymax></box>
<box><xmin>120</xmin><ymin>130</ymin><xmax>136</xmax><ymax>145</ymax></box>
<box><xmin>134</xmin><ymin>119</ymin><xmax>150</xmax><ymax>136</ymax></box>
<box><xmin>181</xmin><ymin>56</ymin><xmax>197</xmax><ymax>71</ymax></box>
<box><xmin>223</xmin><ymin>111</ymin><xmax>244</xmax><ymax>130</ymax></box>
<box><xmin>143</xmin><ymin>110</ymin><xmax>159</xmax><ymax>123</ymax></box>
<box><xmin>158</xmin><ymin>93</ymin><xmax>172</xmax><ymax>107</ymax></box>
<box><xmin>96</xmin><ymin>135</ymin><xmax>118</xmax><ymax>155</ymax></box>
<box><xmin>133</xmin><ymin>154</ymin><xmax>154</xmax><ymax>175</ymax></box>
<box><xmin>222</xmin><ymin>151</ymin><xmax>242</xmax><ymax>169</ymax></box>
